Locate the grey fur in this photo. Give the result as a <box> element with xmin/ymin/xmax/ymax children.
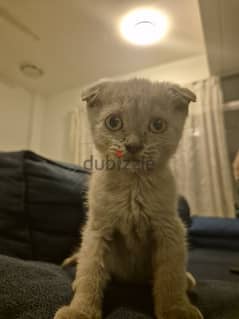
<box><xmin>54</xmin><ymin>79</ymin><xmax>202</xmax><ymax>319</ymax></box>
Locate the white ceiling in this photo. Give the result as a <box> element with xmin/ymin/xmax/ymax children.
<box><xmin>0</xmin><ymin>0</ymin><xmax>205</xmax><ymax>95</ymax></box>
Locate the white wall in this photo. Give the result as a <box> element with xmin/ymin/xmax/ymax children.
<box><xmin>41</xmin><ymin>54</ymin><xmax>210</xmax><ymax>163</ymax></box>
<box><xmin>28</xmin><ymin>95</ymin><xmax>46</xmax><ymax>153</ymax></box>
<box><xmin>40</xmin><ymin>88</ymin><xmax>82</xmax><ymax>162</ymax></box>
<box><xmin>0</xmin><ymin>78</ymin><xmax>46</xmax><ymax>153</ymax></box>
<box><xmin>0</xmin><ymin>54</ymin><xmax>209</xmax><ymax>161</ymax></box>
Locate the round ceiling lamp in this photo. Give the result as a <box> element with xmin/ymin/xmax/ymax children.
<box><xmin>120</xmin><ymin>8</ymin><xmax>169</xmax><ymax>46</ymax></box>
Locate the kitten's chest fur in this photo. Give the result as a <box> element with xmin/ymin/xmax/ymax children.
<box><xmin>92</xmin><ymin>167</ymin><xmax>175</xmax><ymax>244</ymax></box>
<box><xmin>108</xmin><ymin>177</ymin><xmax>153</xmax><ymax>281</ymax></box>
<box><xmin>115</xmin><ymin>176</ymin><xmax>151</xmax><ymax>243</ymax></box>
<box><xmin>90</xmin><ymin>167</ymin><xmax>176</xmax><ymax>281</ymax></box>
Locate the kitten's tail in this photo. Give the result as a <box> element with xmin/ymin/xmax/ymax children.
<box><xmin>186</xmin><ymin>272</ymin><xmax>196</xmax><ymax>291</ymax></box>
<box><xmin>62</xmin><ymin>252</ymin><xmax>78</xmax><ymax>267</ymax></box>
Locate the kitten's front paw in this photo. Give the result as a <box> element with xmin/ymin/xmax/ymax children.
<box><xmin>163</xmin><ymin>304</ymin><xmax>203</xmax><ymax>319</ymax></box>
<box><xmin>54</xmin><ymin>306</ymin><xmax>84</xmax><ymax>319</ymax></box>
<box><xmin>54</xmin><ymin>305</ymin><xmax>102</xmax><ymax>319</ymax></box>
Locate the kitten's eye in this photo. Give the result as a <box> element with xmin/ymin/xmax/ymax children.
<box><xmin>105</xmin><ymin>114</ymin><xmax>123</xmax><ymax>131</ymax></box>
<box><xmin>149</xmin><ymin>118</ymin><xmax>167</xmax><ymax>133</ymax></box>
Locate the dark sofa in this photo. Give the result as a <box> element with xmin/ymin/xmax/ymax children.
<box><xmin>0</xmin><ymin>151</ymin><xmax>239</xmax><ymax>319</ymax></box>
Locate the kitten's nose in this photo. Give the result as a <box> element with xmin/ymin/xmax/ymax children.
<box><xmin>125</xmin><ymin>142</ymin><xmax>143</xmax><ymax>154</ymax></box>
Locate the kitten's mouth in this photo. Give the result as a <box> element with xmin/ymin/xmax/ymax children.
<box><xmin>113</xmin><ymin>149</ymin><xmax>154</xmax><ymax>170</ymax></box>
<box><xmin>114</xmin><ymin>149</ymin><xmax>139</xmax><ymax>161</ymax></box>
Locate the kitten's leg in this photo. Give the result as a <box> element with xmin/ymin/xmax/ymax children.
<box><xmin>54</xmin><ymin>223</ymin><xmax>110</xmax><ymax>319</ymax></box>
<box><xmin>152</xmin><ymin>217</ymin><xmax>203</xmax><ymax>319</ymax></box>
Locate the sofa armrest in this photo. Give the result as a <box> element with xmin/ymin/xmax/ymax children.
<box><xmin>189</xmin><ymin>217</ymin><xmax>239</xmax><ymax>250</ymax></box>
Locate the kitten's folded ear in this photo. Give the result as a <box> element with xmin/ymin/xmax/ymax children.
<box><xmin>170</xmin><ymin>85</ymin><xmax>196</xmax><ymax>103</ymax></box>
<box><xmin>169</xmin><ymin>84</ymin><xmax>196</xmax><ymax>114</ymax></box>
<box><xmin>81</xmin><ymin>79</ymin><xmax>109</xmax><ymax>107</ymax></box>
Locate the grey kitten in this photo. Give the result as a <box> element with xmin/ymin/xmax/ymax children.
<box><xmin>54</xmin><ymin>79</ymin><xmax>203</xmax><ymax>319</ymax></box>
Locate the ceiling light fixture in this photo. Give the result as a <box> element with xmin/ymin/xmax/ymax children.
<box><xmin>20</xmin><ymin>63</ymin><xmax>44</xmax><ymax>79</ymax></box>
<box><xmin>120</xmin><ymin>8</ymin><xmax>169</xmax><ymax>46</ymax></box>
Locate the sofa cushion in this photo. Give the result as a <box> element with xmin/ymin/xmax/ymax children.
<box><xmin>0</xmin><ymin>254</ymin><xmax>72</xmax><ymax>319</ymax></box>
<box><xmin>0</xmin><ymin>151</ymin><xmax>89</xmax><ymax>263</ymax></box>
<box><xmin>1</xmin><ymin>254</ymin><xmax>239</xmax><ymax>319</ymax></box>
<box><xmin>188</xmin><ymin>248</ymin><xmax>239</xmax><ymax>282</ymax></box>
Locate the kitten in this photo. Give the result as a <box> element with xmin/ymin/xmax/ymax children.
<box><xmin>54</xmin><ymin>79</ymin><xmax>203</xmax><ymax>319</ymax></box>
